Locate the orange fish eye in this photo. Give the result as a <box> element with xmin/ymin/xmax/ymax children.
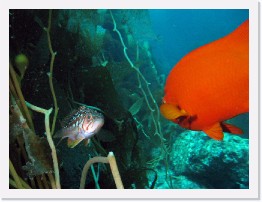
<box><xmin>176</xmin><ymin>105</ymin><xmax>181</xmax><ymax>110</ymax></box>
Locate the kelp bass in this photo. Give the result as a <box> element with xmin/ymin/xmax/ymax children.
<box><xmin>54</xmin><ymin>106</ymin><xmax>104</xmax><ymax>148</ymax></box>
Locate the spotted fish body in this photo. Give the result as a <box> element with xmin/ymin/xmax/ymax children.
<box><xmin>54</xmin><ymin>106</ymin><xmax>104</xmax><ymax>148</ymax></box>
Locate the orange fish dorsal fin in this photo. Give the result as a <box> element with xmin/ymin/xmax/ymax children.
<box><xmin>221</xmin><ymin>122</ymin><xmax>243</xmax><ymax>134</ymax></box>
<box><xmin>68</xmin><ymin>137</ymin><xmax>84</xmax><ymax>148</ymax></box>
<box><xmin>160</xmin><ymin>103</ymin><xmax>188</xmax><ymax>120</ymax></box>
<box><xmin>203</xmin><ymin>123</ymin><xmax>224</xmax><ymax>140</ymax></box>
<box><xmin>229</xmin><ymin>19</ymin><xmax>249</xmax><ymax>44</ymax></box>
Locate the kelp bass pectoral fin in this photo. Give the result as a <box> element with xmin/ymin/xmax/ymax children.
<box><xmin>67</xmin><ymin>137</ymin><xmax>85</xmax><ymax>148</ymax></box>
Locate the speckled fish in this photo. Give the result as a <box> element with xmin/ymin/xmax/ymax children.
<box><xmin>160</xmin><ymin>20</ymin><xmax>249</xmax><ymax>140</ymax></box>
<box><xmin>54</xmin><ymin>106</ymin><xmax>104</xmax><ymax>148</ymax></box>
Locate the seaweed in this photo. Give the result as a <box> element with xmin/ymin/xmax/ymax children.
<box><xmin>22</xmin><ymin>128</ymin><xmax>53</xmax><ymax>179</ymax></box>
<box><xmin>9</xmin><ymin>9</ymin><xmax>173</xmax><ymax>189</ymax></box>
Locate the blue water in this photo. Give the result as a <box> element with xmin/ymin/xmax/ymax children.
<box><xmin>149</xmin><ymin>9</ymin><xmax>249</xmax><ymax>75</ymax></box>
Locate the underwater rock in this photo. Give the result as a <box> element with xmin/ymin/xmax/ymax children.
<box><xmin>146</xmin><ymin>165</ymin><xmax>205</xmax><ymax>189</ymax></box>
<box><xmin>170</xmin><ymin>131</ymin><xmax>249</xmax><ymax>189</ymax></box>
<box><xmin>172</xmin><ymin>175</ymin><xmax>206</xmax><ymax>189</ymax></box>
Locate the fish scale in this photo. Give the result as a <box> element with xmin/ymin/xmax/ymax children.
<box><xmin>54</xmin><ymin>106</ymin><xmax>104</xmax><ymax>148</ymax></box>
<box><xmin>61</xmin><ymin>106</ymin><xmax>89</xmax><ymax>128</ymax></box>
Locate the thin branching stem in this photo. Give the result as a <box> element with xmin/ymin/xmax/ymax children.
<box><xmin>110</xmin><ymin>10</ymin><xmax>163</xmax><ymax>139</ymax></box>
<box><xmin>44</xmin><ymin>9</ymin><xmax>59</xmax><ymax>136</ymax></box>
<box><xmin>110</xmin><ymin>10</ymin><xmax>172</xmax><ymax>187</ymax></box>
<box><xmin>80</xmin><ymin>152</ymin><xmax>123</xmax><ymax>189</ymax></box>
<box><xmin>9</xmin><ymin>159</ymin><xmax>23</xmax><ymax>189</ymax></box>
<box><xmin>9</xmin><ymin>62</ymin><xmax>35</xmax><ymax>132</ymax></box>
<box><xmin>25</xmin><ymin>101</ymin><xmax>61</xmax><ymax>189</ymax></box>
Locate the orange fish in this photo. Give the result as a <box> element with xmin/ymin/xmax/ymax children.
<box><xmin>160</xmin><ymin>20</ymin><xmax>249</xmax><ymax>140</ymax></box>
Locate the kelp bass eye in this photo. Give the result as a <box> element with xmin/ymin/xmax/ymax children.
<box><xmin>87</xmin><ymin>114</ymin><xmax>93</xmax><ymax>120</ymax></box>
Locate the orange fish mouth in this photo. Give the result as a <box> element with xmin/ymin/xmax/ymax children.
<box><xmin>159</xmin><ymin>103</ymin><xmax>188</xmax><ymax>120</ymax></box>
<box><xmin>173</xmin><ymin>115</ymin><xmax>187</xmax><ymax>124</ymax></box>
<box><xmin>160</xmin><ymin>102</ymin><xmax>199</xmax><ymax>130</ymax></box>
<box><xmin>173</xmin><ymin>115</ymin><xmax>197</xmax><ymax>129</ymax></box>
